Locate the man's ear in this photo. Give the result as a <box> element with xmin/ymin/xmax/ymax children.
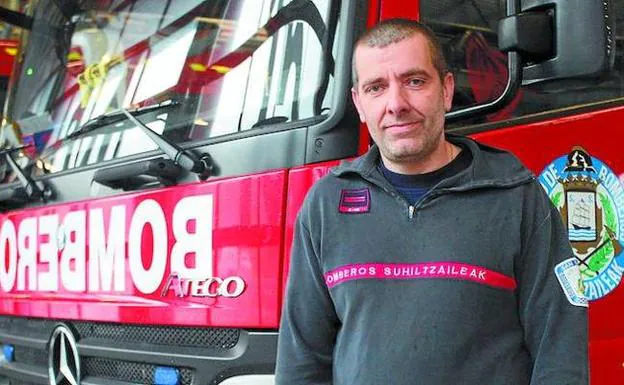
<box><xmin>442</xmin><ymin>72</ymin><xmax>455</xmax><ymax>112</ymax></box>
<box><xmin>351</xmin><ymin>87</ymin><xmax>366</xmax><ymax>123</ymax></box>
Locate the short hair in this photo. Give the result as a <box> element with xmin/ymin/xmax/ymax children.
<box><xmin>352</xmin><ymin>19</ymin><xmax>448</xmax><ymax>86</ymax></box>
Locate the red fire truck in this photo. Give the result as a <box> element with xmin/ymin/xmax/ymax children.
<box><xmin>0</xmin><ymin>0</ymin><xmax>620</xmax><ymax>384</ymax></box>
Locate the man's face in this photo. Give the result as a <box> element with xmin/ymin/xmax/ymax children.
<box><xmin>351</xmin><ymin>33</ymin><xmax>454</xmax><ymax>169</ymax></box>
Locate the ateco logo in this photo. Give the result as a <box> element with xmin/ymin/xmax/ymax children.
<box><xmin>161</xmin><ymin>273</ymin><xmax>246</xmax><ymax>298</ymax></box>
<box><xmin>48</xmin><ymin>324</ymin><xmax>81</xmax><ymax>385</ymax></box>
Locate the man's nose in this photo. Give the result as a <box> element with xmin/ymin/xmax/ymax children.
<box><xmin>386</xmin><ymin>83</ymin><xmax>410</xmax><ymax>116</ymax></box>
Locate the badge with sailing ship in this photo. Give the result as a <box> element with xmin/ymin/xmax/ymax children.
<box><xmin>539</xmin><ymin>147</ymin><xmax>624</xmax><ymax>301</ymax></box>
<box><xmin>567</xmin><ymin>192</ymin><xmax>597</xmax><ymax>242</ymax></box>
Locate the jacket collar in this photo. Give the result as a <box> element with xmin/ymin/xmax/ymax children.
<box><xmin>331</xmin><ymin>134</ymin><xmax>534</xmax><ymax>192</ymax></box>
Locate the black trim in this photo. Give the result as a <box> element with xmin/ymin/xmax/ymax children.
<box><xmin>93</xmin><ymin>158</ymin><xmax>182</xmax><ymax>190</ymax></box>
<box><xmin>314</xmin><ymin>0</ymin><xmax>341</xmax><ymax>115</ymax></box>
<box><xmin>305</xmin><ymin>0</ymin><xmax>362</xmax><ymax>164</ymax></box>
<box><xmin>0</xmin><ymin>6</ymin><xmax>32</xmax><ymax>30</ymax></box>
<box><xmin>448</xmin><ymin>97</ymin><xmax>624</xmax><ymax>136</ymax></box>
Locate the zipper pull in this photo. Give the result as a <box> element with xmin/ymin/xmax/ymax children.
<box><xmin>408</xmin><ymin>205</ymin><xmax>415</xmax><ymax>219</ymax></box>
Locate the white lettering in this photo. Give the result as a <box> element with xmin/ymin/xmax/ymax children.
<box><xmin>181</xmin><ymin>276</ymin><xmax>245</xmax><ymax>298</ymax></box>
<box><xmin>162</xmin><ymin>273</ymin><xmax>184</xmax><ymax>296</ymax></box>
<box><xmin>88</xmin><ymin>206</ymin><xmax>126</xmax><ymax>291</ymax></box>
<box><xmin>38</xmin><ymin>215</ymin><xmax>59</xmax><ymax>291</ymax></box>
<box><xmin>129</xmin><ymin>199</ymin><xmax>167</xmax><ymax>294</ymax></box>
<box><xmin>191</xmin><ymin>278</ymin><xmax>213</xmax><ymax>296</ymax></box>
<box><xmin>605</xmin><ymin>173</ymin><xmax>617</xmax><ymax>192</ymax></box>
<box><xmin>60</xmin><ymin>211</ymin><xmax>86</xmax><ymax>291</ymax></box>
<box><xmin>17</xmin><ymin>218</ymin><xmax>37</xmax><ymax>290</ymax></box>
<box><xmin>180</xmin><ymin>279</ymin><xmax>192</xmax><ymax>296</ymax></box>
<box><xmin>0</xmin><ymin>219</ymin><xmax>17</xmax><ymax>291</ymax></box>
<box><xmin>587</xmin><ymin>277</ymin><xmax>609</xmax><ymax>299</ymax></box>
<box><xmin>170</xmin><ymin>195</ymin><xmax>213</xmax><ymax>278</ymax></box>
<box><xmin>599</xmin><ymin>165</ymin><xmax>608</xmax><ymax>181</ymax></box>
<box><xmin>222</xmin><ymin>276</ymin><xmax>245</xmax><ymax>297</ymax></box>
<box><xmin>606</xmin><ymin>265</ymin><xmax>621</xmax><ymax>289</ymax></box>
<box><xmin>541</xmin><ymin>164</ymin><xmax>559</xmax><ymax>189</ymax></box>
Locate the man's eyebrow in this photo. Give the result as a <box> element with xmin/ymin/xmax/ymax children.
<box><xmin>360</xmin><ymin>77</ymin><xmax>385</xmax><ymax>89</ymax></box>
<box><xmin>400</xmin><ymin>69</ymin><xmax>432</xmax><ymax>79</ymax></box>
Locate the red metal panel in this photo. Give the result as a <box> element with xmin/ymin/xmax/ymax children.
<box><xmin>0</xmin><ymin>170</ymin><xmax>287</xmax><ymax>328</ymax></box>
<box><xmin>367</xmin><ymin>0</ymin><xmax>381</xmax><ymax>27</ymax></box>
<box><xmin>356</xmin><ymin>0</ymin><xmax>383</xmax><ymax>155</ymax></box>
<box><xmin>589</xmin><ymin>338</ymin><xmax>624</xmax><ymax>385</ymax></box>
<box><xmin>380</xmin><ymin>0</ymin><xmax>419</xmax><ymax>21</ymax></box>
<box><xmin>281</xmin><ymin>161</ymin><xmax>337</xmax><ymax>297</ymax></box>
<box><xmin>471</xmin><ymin>104</ymin><xmax>624</xmax><ymax>384</ymax></box>
<box><xmin>0</xmin><ymin>40</ymin><xmax>17</xmax><ymax>77</ymax></box>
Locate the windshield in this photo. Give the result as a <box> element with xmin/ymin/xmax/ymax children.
<box><xmin>2</xmin><ymin>0</ymin><xmax>337</xmax><ymax>176</ymax></box>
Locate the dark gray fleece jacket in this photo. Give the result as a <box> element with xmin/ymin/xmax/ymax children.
<box><xmin>276</xmin><ymin>135</ymin><xmax>588</xmax><ymax>385</ymax></box>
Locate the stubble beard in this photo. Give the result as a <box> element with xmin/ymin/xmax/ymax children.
<box><xmin>380</xmin><ymin>128</ymin><xmax>443</xmax><ymax>166</ymax></box>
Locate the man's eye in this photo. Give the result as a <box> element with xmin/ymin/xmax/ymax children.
<box><xmin>365</xmin><ymin>85</ymin><xmax>382</xmax><ymax>93</ymax></box>
<box><xmin>408</xmin><ymin>78</ymin><xmax>424</xmax><ymax>86</ymax></box>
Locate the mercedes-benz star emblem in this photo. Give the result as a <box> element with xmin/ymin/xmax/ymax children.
<box><xmin>48</xmin><ymin>324</ymin><xmax>81</xmax><ymax>385</ymax></box>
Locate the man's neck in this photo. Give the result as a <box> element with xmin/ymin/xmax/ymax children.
<box><xmin>382</xmin><ymin>141</ymin><xmax>461</xmax><ymax>175</ymax></box>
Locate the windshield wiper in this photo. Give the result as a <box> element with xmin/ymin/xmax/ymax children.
<box><xmin>120</xmin><ymin>109</ymin><xmax>213</xmax><ymax>179</ymax></box>
<box><xmin>65</xmin><ymin>100</ymin><xmax>179</xmax><ymax>140</ymax></box>
<box><xmin>65</xmin><ymin>100</ymin><xmax>213</xmax><ymax>179</ymax></box>
<box><xmin>0</xmin><ymin>145</ymin><xmax>51</xmax><ymax>203</ymax></box>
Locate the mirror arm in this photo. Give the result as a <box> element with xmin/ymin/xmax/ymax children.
<box><xmin>446</xmin><ymin>52</ymin><xmax>521</xmax><ymax>123</ymax></box>
<box><xmin>445</xmin><ymin>0</ymin><xmax>522</xmax><ymax>123</ymax></box>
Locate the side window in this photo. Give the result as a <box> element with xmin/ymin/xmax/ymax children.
<box><xmin>421</xmin><ymin>1</ymin><xmax>624</xmax><ymax>127</ymax></box>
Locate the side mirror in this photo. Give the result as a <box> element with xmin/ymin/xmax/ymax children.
<box><xmin>446</xmin><ymin>0</ymin><xmax>614</xmax><ymax>122</ymax></box>
<box><xmin>499</xmin><ymin>0</ymin><xmax>615</xmax><ymax>88</ymax></box>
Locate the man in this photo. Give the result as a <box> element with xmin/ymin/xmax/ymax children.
<box><xmin>276</xmin><ymin>18</ymin><xmax>588</xmax><ymax>385</ymax></box>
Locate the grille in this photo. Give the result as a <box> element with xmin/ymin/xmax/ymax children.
<box><xmin>73</xmin><ymin>323</ymin><xmax>240</xmax><ymax>349</ymax></box>
<box><xmin>0</xmin><ymin>317</ymin><xmax>56</xmax><ymax>338</ymax></box>
<box><xmin>82</xmin><ymin>357</ymin><xmax>193</xmax><ymax>385</ymax></box>
<box><xmin>0</xmin><ymin>316</ymin><xmax>240</xmax><ymax>384</ymax></box>
<box><xmin>14</xmin><ymin>346</ymin><xmax>47</xmax><ymax>366</ymax></box>
<box><xmin>0</xmin><ymin>316</ymin><xmax>241</xmax><ymax>350</ymax></box>
<box><xmin>7</xmin><ymin>349</ymin><xmax>195</xmax><ymax>385</ymax></box>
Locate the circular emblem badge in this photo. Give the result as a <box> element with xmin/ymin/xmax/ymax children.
<box><xmin>48</xmin><ymin>324</ymin><xmax>81</xmax><ymax>385</ymax></box>
<box><xmin>539</xmin><ymin>146</ymin><xmax>624</xmax><ymax>301</ymax></box>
